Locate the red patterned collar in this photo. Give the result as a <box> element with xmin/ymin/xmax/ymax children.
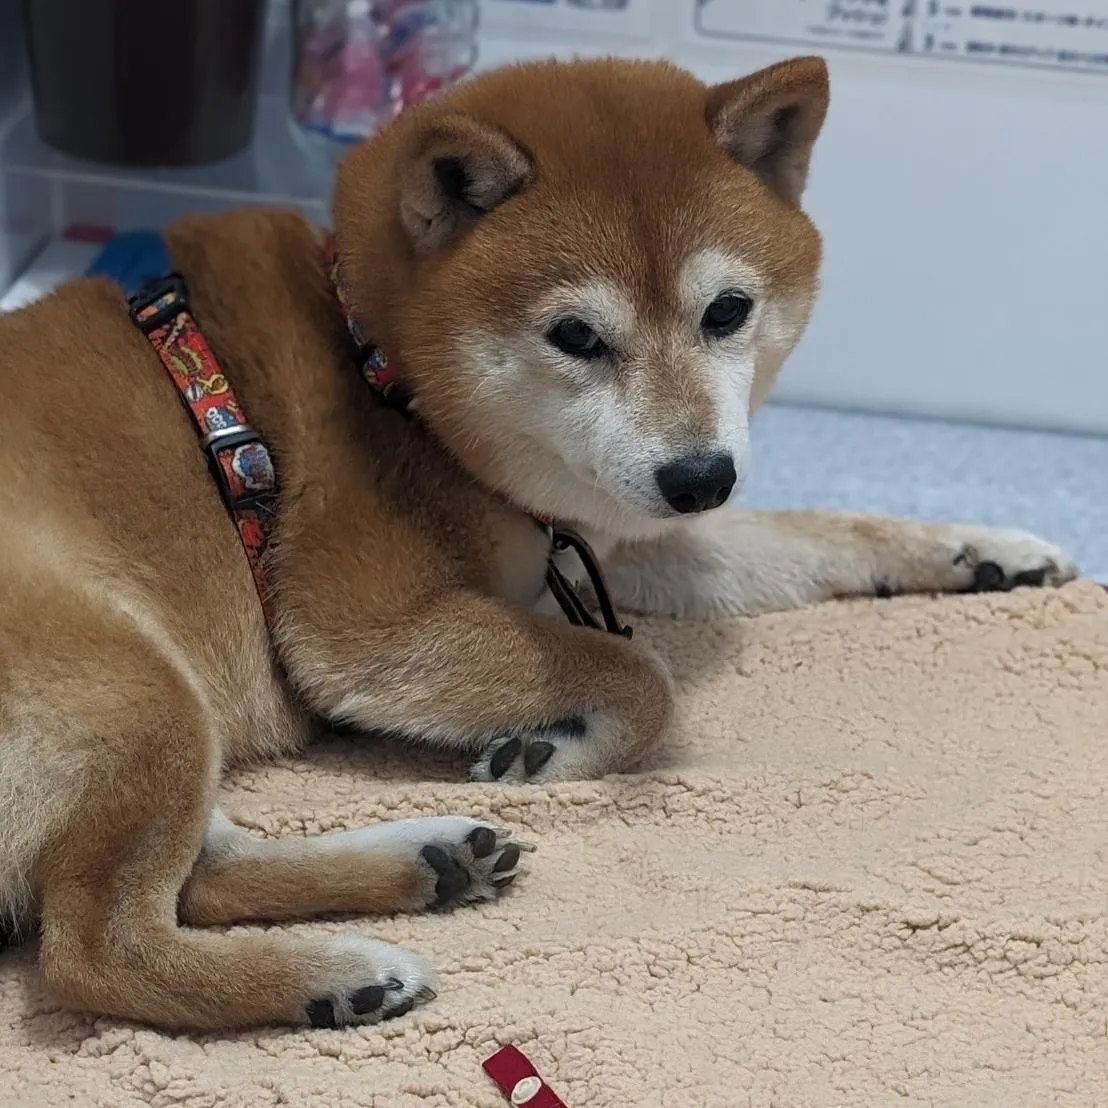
<box><xmin>324</xmin><ymin>234</ymin><xmax>631</xmax><ymax>638</ymax></box>
<box><xmin>323</xmin><ymin>234</ymin><xmax>412</xmax><ymax>414</ymax></box>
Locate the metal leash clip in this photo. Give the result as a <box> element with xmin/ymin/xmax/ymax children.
<box><xmin>544</xmin><ymin>527</ymin><xmax>633</xmax><ymax>639</ymax></box>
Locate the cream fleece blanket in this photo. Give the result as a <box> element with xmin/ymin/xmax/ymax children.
<box><xmin>3</xmin><ymin>582</ymin><xmax>1107</xmax><ymax>1108</ymax></box>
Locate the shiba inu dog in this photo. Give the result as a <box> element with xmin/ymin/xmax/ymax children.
<box><xmin>0</xmin><ymin>55</ymin><xmax>1076</xmax><ymax>1033</ymax></box>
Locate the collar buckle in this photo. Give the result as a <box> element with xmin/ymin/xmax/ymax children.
<box><xmin>201</xmin><ymin>425</ymin><xmax>275</xmax><ymax>513</ymax></box>
<box><xmin>128</xmin><ymin>273</ymin><xmax>190</xmax><ymax>333</ymax></box>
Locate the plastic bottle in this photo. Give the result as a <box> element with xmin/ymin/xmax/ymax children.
<box><xmin>291</xmin><ymin>0</ymin><xmax>478</xmax><ymax>144</ymax></box>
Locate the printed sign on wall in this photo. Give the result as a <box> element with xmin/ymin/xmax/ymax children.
<box><xmin>693</xmin><ymin>0</ymin><xmax>1108</xmax><ymax>75</ymax></box>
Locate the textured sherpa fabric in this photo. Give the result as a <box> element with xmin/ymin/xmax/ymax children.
<box><xmin>3</xmin><ymin>582</ymin><xmax>1107</xmax><ymax>1108</ymax></box>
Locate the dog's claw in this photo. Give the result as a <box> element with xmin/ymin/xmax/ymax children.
<box><xmin>492</xmin><ymin>826</ymin><xmax>537</xmax><ymax>851</ymax></box>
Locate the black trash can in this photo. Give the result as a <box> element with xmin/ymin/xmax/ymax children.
<box><xmin>23</xmin><ymin>0</ymin><xmax>268</xmax><ymax>167</ymax></box>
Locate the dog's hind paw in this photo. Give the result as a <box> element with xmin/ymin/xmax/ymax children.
<box><xmin>417</xmin><ymin>821</ymin><xmax>527</xmax><ymax>907</ymax></box>
<box><xmin>303</xmin><ymin>937</ymin><xmax>438</xmax><ymax>1028</ymax></box>
<box><xmin>337</xmin><ymin>815</ymin><xmax>529</xmax><ymax>910</ymax></box>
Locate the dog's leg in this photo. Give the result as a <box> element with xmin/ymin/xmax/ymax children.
<box><xmin>280</xmin><ymin>590</ymin><xmax>674</xmax><ymax>784</ymax></box>
<box><xmin>36</xmin><ymin>647</ymin><xmax>439</xmax><ymax>1032</ymax></box>
<box><xmin>179</xmin><ymin>809</ymin><xmax>525</xmax><ymax>926</ymax></box>
<box><xmin>602</xmin><ymin>509</ymin><xmax>1079</xmax><ymax>619</ymax></box>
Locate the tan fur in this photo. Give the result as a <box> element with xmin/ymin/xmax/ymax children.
<box><xmin>0</xmin><ymin>55</ymin><xmax>1075</xmax><ymax>1034</ymax></box>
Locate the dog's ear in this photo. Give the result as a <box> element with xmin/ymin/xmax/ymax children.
<box><xmin>707</xmin><ymin>56</ymin><xmax>829</xmax><ymax>205</ymax></box>
<box><xmin>397</xmin><ymin>114</ymin><xmax>532</xmax><ymax>254</ymax></box>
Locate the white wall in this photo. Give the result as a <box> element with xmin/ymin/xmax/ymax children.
<box><xmin>478</xmin><ymin>1</ymin><xmax>1108</xmax><ymax>435</ymax></box>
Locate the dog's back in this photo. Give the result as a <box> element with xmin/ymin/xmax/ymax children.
<box><xmin>1</xmin><ymin>281</ymin><xmax>168</xmax><ymax>929</ymax></box>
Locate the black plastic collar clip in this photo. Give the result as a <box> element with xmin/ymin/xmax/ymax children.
<box><xmin>128</xmin><ymin>273</ymin><xmax>190</xmax><ymax>333</ymax></box>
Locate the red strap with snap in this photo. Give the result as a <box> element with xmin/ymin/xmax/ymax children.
<box><xmin>482</xmin><ymin>1045</ymin><xmax>568</xmax><ymax>1107</ymax></box>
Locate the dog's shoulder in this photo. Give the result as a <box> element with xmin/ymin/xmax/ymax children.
<box><xmin>0</xmin><ymin>273</ymin><xmax>159</xmax><ymax>450</ymax></box>
<box><xmin>0</xmin><ymin>271</ymin><xmax>131</xmax><ymax>344</ymax></box>
<box><xmin>167</xmin><ymin>209</ymin><xmax>323</xmax><ymax>286</ymax></box>
<box><xmin>166</xmin><ymin>209</ymin><xmax>330</xmax><ymax>328</ymax></box>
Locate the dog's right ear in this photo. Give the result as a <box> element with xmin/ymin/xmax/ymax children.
<box><xmin>397</xmin><ymin>115</ymin><xmax>532</xmax><ymax>255</ymax></box>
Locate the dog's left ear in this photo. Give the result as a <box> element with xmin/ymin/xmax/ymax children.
<box><xmin>707</xmin><ymin>56</ymin><xmax>829</xmax><ymax>205</ymax></box>
<box><xmin>397</xmin><ymin>114</ymin><xmax>533</xmax><ymax>254</ymax></box>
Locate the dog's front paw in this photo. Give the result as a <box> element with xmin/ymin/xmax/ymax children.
<box><xmin>944</xmin><ymin>526</ymin><xmax>1079</xmax><ymax>593</ymax></box>
<box><xmin>471</xmin><ymin>717</ymin><xmax>610</xmax><ymax>784</ymax></box>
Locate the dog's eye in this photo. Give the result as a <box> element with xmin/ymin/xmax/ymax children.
<box><xmin>547</xmin><ymin>318</ymin><xmax>607</xmax><ymax>359</ymax></box>
<box><xmin>701</xmin><ymin>293</ymin><xmax>752</xmax><ymax>338</ymax></box>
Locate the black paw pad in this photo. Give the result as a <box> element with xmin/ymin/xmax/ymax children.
<box><xmin>350</xmin><ymin>985</ymin><xmax>386</xmax><ymax>1016</ymax></box>
<box><xmin>489</xmin><ymin>737</ymin><xmax>522</xmax><ymax>779</ymax></box>
<box><xmin>466</xmin><ymin>826</ymin><xmax>497</xmax><ymax>858</ymax></box>
<box><xmin>1010</xmin><ymin>567</ymin><xmax>1047</xmax><ymax>589</ymax></box>
<box><xmin>383</xmin><ymin>997</ymin><xmax>415</xmax><ymax>1020</ymax></box>
<box><xmin>493</xmin><ymin>843</ymin><xmax>521</xmax><ymax>873</ymax></box>
<box><xmin>545</xmin><ymin>716</ymin><xmax>587</xmax><ymax>738</ymax></box>
<box><xmin>421</xmin><ymin>844</ymin><xmax>472</xmax><ymax>907</ymax></box>
<box><xmin>972</xmin><ymin>561</ymin><xmax>1006</xmax><ymax>592</ymax></box>
<box><xmin>874</xmin><ymin>580</ymin><xmax>894</xmax><ymax>599</ymax></box>
<box><xmin>524</xmin><ymin>741</ymin><xmax>556</xmax><ymax>777</ymax></box>
<box><xmin>306</xmin><ymin>997</ymin><xmax>337</xmax><ymax>1029</ymax></box>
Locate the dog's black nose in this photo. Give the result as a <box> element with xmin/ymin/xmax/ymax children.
<box><xmin>655</xmin><ymin>452</ymin><xmax>736</xmax><ymax>515</ymax></box>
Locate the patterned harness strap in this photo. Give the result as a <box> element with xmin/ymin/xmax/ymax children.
<box><xmin>129</xmin><ymin>275</ymin><xmax>279</xmax><ymax>630</ymax></box>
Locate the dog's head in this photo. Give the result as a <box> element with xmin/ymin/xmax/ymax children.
<box><xmin>333</xmin><ymin>57</ymin><xmax>828</xmax><ymax>539</ymax></box>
